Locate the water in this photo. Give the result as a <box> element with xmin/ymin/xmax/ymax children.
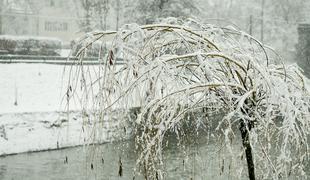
<box><xmin>1</xmin><ymin>132</ymin><xmax>308</xmax><ymax>180</ymax></box>
<box><xmin>0</xmin><ymin>135</ymin><xmax>247</xmax><ymax>180</ymax></box>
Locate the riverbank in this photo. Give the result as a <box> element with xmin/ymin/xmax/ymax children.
<box><xmin>0</xmin><ymin>110</ymin><xmax>132</xmax><ymax>156</ymax></box>
<box><xmin>0</xmin><ymin>64</ymin><xmax>131</xmax><ymax>156</ymax></box>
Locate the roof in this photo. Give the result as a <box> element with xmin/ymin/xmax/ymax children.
<box><xmin>4</xmin><ymin>0</ymin><xmax>36</xmax><ymax>14</ymax></box>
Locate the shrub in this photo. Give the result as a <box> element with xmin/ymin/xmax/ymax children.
<box><xmin>0</xmin><ymin>35</ymin><xmax>62</xmax><ymax>56</ymax></box>
<box><xmin>70</xmin><ymin>38</ymin><xmax>110</xmax><ymax>58</ymax></box>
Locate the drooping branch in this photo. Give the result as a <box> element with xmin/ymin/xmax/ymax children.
<box><xmin>69</xmin><ymin>18</ymin><xmax>310</xmax><ymax>179</ymax></box>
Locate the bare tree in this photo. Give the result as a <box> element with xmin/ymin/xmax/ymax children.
<box><xmin>0</xmin><ymin>0</ymin><xmax>3</xmax><ymax>34</ymax></box>
<box><xmin>125</xmin><ymin>0</ymin><xmax>199</xmax><ymax>24</ymax></box>
<box><xmin>115</xmin><ymin>0</ymin><xmax>120</xmax><ymax>30</ymax></box>
<box><xmin>80</xmin><ymin>0</ymin><xmax>92</xmax><ymax>32</ymax></box>
<box><xmin>93</xmin><ymin>0</ymin><xmax>109</xmax><ymax>30</ymax></box>
<box><xmin>73</xmin><ymin>0</ymin><xmax>110</xmax><ymax>32</ymax></box>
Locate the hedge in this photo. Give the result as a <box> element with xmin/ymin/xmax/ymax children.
<box><xmin>0</xmin><ymin>35</ymin><xmax>62</xmax><ymax>56</ymax></box>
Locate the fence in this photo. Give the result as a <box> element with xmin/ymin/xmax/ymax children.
<box><xmin>0</xmin><ymin>55</ymin><xmax>124</xmax><ymax>65</ymax></box>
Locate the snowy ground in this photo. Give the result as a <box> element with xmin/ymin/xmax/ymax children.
<box><xmin>0</xmin><ymin>64</ymin><xmax>70</xmax><ymax>113</ymax></box>
<box><xmin>0</xmin><ymin>64</ymin><xmax>78</xmax><ymax>156</ymax></box>
<box><xmin>0</xmin><ymin>64</ymin><xmax>130</xmax><ymax>156</ymax></box>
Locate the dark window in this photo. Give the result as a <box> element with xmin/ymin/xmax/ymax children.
<box><xmin>50</xmin><ymin>0</ymin><xmax>55</xmax><ymax>7</ymax></box>
<box><xmin>45</xmin><ymin>21</ymin><xmax>68</xmax><ymax>32</ymax></box>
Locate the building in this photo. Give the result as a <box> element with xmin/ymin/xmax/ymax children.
<box><xmin>0</xmin><ymin>0</ymin><xmax>82</xmax><ymax>43</ymax></box>
<box><xmin>34</xmin><ymin>0</ymin><xmax>82</xmax><ymax>43</ymax></box>
<box><xmin>1</xmin><ymin>0</ymin><xmax>38</xmax><ymax>36</ymax></box>
<box><xmin>0</xmin><ymin>0</ymin><xmax>126</xmax><ymax>44</ymax></box>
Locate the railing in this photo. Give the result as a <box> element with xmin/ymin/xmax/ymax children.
<box><xmin>0</xmin><ymin>55</ymin><xmax>124</xmax><ymax>65</ymax></box>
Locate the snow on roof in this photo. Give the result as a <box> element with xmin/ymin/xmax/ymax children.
<box><xmin>4</xmin><ymin>0</ymin><xmax>35</xmax><ymax>14</ymax></box>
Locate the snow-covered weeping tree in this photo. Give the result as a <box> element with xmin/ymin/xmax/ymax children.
<box><xmin>68</xmin><ymin>18</ymin><xmax>310</xmax><ymax>179</ymax></box>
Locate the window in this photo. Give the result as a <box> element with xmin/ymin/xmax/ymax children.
<box><xmin>44</xmin><ymin>21</ymin><xmax>68</xmax><ymax>32</ymax></box>
<box><xmin>50</xmin><ymin>0</ymin><xmax>55</xmax><ymax>7</ymax></box>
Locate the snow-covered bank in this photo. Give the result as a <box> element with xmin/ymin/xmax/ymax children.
<box><xmin>0</xmin><ymin>111</ymin><xmax>83</xmax><ymax>156</ymax></box>
<box><xmin>0</xmin><ymin>110</ymin><xmax>131</xmax><ymax>156</ymax></box>
<box><xmin>0</xmin><ymin>64</ymin><xmax>129</xmax><ymax>156</ymax></box>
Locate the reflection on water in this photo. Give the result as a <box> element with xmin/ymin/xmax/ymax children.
<box><xmin>0</xmin><ymin>132</ymin><xmax>249</xmax><ymax>180</ymax></box>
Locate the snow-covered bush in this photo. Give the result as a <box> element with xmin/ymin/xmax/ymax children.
<box><xmin>70</xmin><ymin>39</ymin><xmax>110</xmax><ymax>58</ymax></box>
<box><xmin>0</xmin><ymin>35</ymin><xmax>62</xmax><ymax>56</ymax></box>
<box><xmin>69</xmin><ymin>18</ymin><xmax>310</xmax><ymax>179</ymax></box>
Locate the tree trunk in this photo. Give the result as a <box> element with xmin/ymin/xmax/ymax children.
<box><xmin>240</xmin><ymin>120</ymin><xmax>255</xmax><ymax>180</ymax></box>
<box><xmin>116</xmin><ymin>0</ymin><xmax>120</xmax><ymax>30</ymax></box>
<box><xmin>0</xmin><ymin>0</ymin><xmax>3</xmax><ymax>34</ymax></box>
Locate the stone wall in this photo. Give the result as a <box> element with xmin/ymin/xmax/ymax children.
<box><xmin>297</xmin><ymin>24</ymin><xmax>310</xmax><ymax>78</ymax></box>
